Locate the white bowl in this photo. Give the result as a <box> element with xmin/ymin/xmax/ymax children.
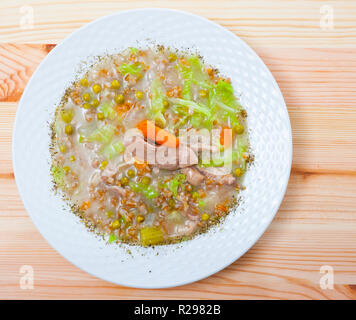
<box><xmin>13</xmin><ymin>9</ymin><xmax>292</xmax><ymax>288</ymax></box>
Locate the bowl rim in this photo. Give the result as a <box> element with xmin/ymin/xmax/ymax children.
<box><xmin>12</xmin><ymin>8</ymin><xmax>293</xmax><ymax>288</ymax></box>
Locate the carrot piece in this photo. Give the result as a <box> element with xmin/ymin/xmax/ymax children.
<box><xmin>137</xmin><ymin>120</ymin><xmax>179</xmax><ymax>148</ymax></box>
<box><xmin>220</xmin><ymin>127</ymin><xmax>232</xmax><ymax>148</ymax></box>
<box><xmin>80</xmin><ymin>201</ymin><xmax>91</xmax><ymax>211</ymax></box>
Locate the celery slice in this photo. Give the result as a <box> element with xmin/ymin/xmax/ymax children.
<box><xmin>102</xmin><ymin>140</ymin><xmax>125</xmax><ymax>160</ymax></box>
<box><xmin>129</xmin><ymin>182</ymin><xmax>159</xmax><ymax>199</ymax></box>
<box><xmin>98</xmin><ymin>102</ymin><xmax>116</xmax><ymax>120</ymax></box>
<box><xmin>87</xmin><ymin>125</ymin><xmax>115</xmax><ymax>145</ymax></box>
<box><xmin>167</xmin><ymin>173</ymin><xmax>186</xmax><ymax>197</ymax></box>
<box><xmin>169</xmin><ymin>98</ymin><xmax>211</xmax><ymax>117</ymax></box>
<box><xmin>140</xmin><ymin>227</ymin><xmax>164</xmax><ymax>246</ymax></box>
<box><xmin>117</xmin><ymin>63</ymin><xmax>142</xmax><ymax>76</ymax></box>
<box><xmin>148</xmin><ymin>78</ymin><xmax>167</xmax><ymax>127</ymax></box>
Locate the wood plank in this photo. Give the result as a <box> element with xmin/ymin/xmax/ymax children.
<box><xmin>0</xmin><ymin>1</ymin><xmax>356</xmax><ymax>47</ymax></box>
<box><xmin>0</xmin><ymin>44</ymin><xmax>50</xmax><ymax>101</ymax></box>
<box><xmin>1</xmin><ymin>171</ymin><xmax>356</xmax><ymax>299</ymax></box>
<box><xmin>259</xmin><ymin>47</ymin><xmax>356</xmax><ymax>173</ymax></box>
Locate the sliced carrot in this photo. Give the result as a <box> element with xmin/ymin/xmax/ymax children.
<box><xmin>80</xmin><ymin>201</ymin><xmax>91</xmax><ymax>211</ymax></box>
<box><xmin>137</xmin><ymin>120</ymin><xmax>179</xmax><ymax>148</ymax></box>
<box><xmin>220</xmin><ymin>127</ymin><xmax>232</xmax><ymax>148</ymax></box>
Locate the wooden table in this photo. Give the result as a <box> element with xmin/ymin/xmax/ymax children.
<box><xmin>1</xmin><ymin>0</ymin><xmax>356</xmax><ymax>300</ymax></box>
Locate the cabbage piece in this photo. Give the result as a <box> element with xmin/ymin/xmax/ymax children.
<box><xmin>129</xmin><ymin>182</ymin><xmax>159</xmax><ymax>199</ymax></box>
<box><xmin>148</xmin><ymin>78</ymin><xmax>167</xmax><ymax>127</ymax></box>
<box><xmin>87</xmin><ymin>125</ymin><xmax>115</xmax><ymax>145</ymax></box>
<box><xmin>108</xmin><ymin>234</ymin><xmax>118</xmax><ymax>244</ymax></box>
<box><xmin>102</xmin><ymin>140</ymin><xmax>125</xmax><ymax>160</ymax></box>
<box><xmin>188</xmin><ymin>55</ymin><xmax>211</xmax><ymax>88</ymax></box>
<box><xmin>212</xmin><ymin>80</ymin><xmax>242</xmax><ymax>116</ymax></box>
<box><xmin>169</xmin><ymin>98</ymin><xmax>211</xmax><ymax>117</ymax></box>
<box><xmin>177</xmin><ymin>63</ymin><xmax>193</xmax><ymax>100</ymax></box>
<box><xmin>98</xmin><ymin>102</ymin><xmax>116</xmax><ymax>120</ymax></box>
<box><xmin>177</xmin><ymin>55</ymin><xmax>211</xmax><ymax>100</ymax></box>
<box><xmin>117</xmin><ymin>63</ymin><xmax>142</xmax><ymax>76</ymax></box>
<box><xmin>129</xmin><ymin>47</ymin><xmax>138</xmax><ymax>55</ymax></box>
<box><xmin>51</xmin><ymin>165</ymin><xmax>65</xmax><ymax>188</ymax></box>
<box><xmin>167</xmin><ymin>173</ymin><xmax>186</xmax><ymax>197</ymax></box>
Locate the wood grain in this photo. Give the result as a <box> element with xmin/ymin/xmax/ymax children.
<box><xmin>0</xmin><ymin>0</ymin><xmax>356</xmax><ymax>47</ymax></box>
<box><xmin>1</xmin><ymin>0</ymin><xmax>356</xmax><ymax>300</ymax></box>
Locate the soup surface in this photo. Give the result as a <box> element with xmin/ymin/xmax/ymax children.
<box><xmin>50</xmin><ymin>47</ymin><xmax>252</xmax><ymax>245</ymax></box>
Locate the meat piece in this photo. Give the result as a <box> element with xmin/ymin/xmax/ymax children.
<box><xmin>124</xmin><ymin>136</ymin><xmax>198</xmax><ymax>170</ymax></box>
<box><xmin>186</xmin><ymin>210</ymin><xmax>201</xmax><ymax>221</ymax></box>
<box><xmin>199</xmin><ymin>166</ymin><xmax>231</xmax><ymax>176</ymax></box>
<box><xmin>181</xmin><ymin>167</ymin><xmax>205</xmax><ymax>186</ymax></box>
<box><xmin>138</xmin><ymin>203</ymin><xmax>148</xmax><ymax>214</ymax></box>
<box><xmin>198</xmin><ymin>166</ymin><xmax>236</xmax><ymax>185</ymax></box>
<box><xmin>107</xmin><ymin>185</ymin><xmax>126</xmax><ymax>197</ymax></box>
<box><xmin>88</xmin><ymin>172</ymin><xmax>101</xmax><ymax>186</ymax></box>
<box><xmin>180</xmin><ymin>128</ymin><xmax>219</xmax><ymax>153</ymax></box>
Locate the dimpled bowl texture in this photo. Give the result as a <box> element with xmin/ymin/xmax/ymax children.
<box><xmin>12</xmin><ymin>9</ymin><xmax>292</xmax><ymax>288</ymax></box>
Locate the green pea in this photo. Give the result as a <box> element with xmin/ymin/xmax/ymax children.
<box><xmin>192</xmin><ymin>191</ymin><xmax>199</xmax><ymax>200</ymax></box>
<box><xmin>59</xmin><ymin>145</ymin><xmax>66</xmax><ymax>153</ymax></box>
<box><xmin>105</xmin><ymin>210</ymin><xmax>113</xmax><ymax>218</ymax></box>
<box><xmin>92</xmin><ymin>99</ymin><xmax>100</xmax><ymax>108</ymax></box>
<box><xmin>234</xmin><ymin>124</ymin><xmax>244</xmax><ymax>135</ymax></box>
<box><xmin>82</xmin><ymin>92</ymin><xmax>91</xmax><ymax>102</ymax></box>
<box><xmin>92</xmin><ymin>84</ymin><xmax>101</xmax><ymax>94</ymax></box>
<box><xmin>70</xmin><ymin>156</ymin><xmax>76</xmax><ymax>162</ymax></box>
<box><xmin>141</xmin><ymin>176</ymin><xmax>151</xmax><ymax>185</ymax></box>
<box><xmin>127</xmin><ymin>169</ymin><xmax>136</xmax><ymax>178</ymax></box>
<box><xmin>65</xmin><ymin>124</ymin><xmax>73</xmax><ymax>135</ymax></box>
<box><xmin>199</xmin><ymin>90</ymin><xmax>208</xmax><ymax>98</ymax></box>
<box><xmin>234</xmin><ymin>168</ymin><xmax>243</xmax><ymax>177</ymax></box>
<box><xmin>111</xmin><ymin>220</ymin><xmax>120</xmax><ymax>229</ymax></box>
<box><xmin>110</xmin><ymin>79</ymin><xmax>121</xmax><ymax>89</ymax></box>
<box><xmin>97</xmin><ymin>112</ymin><xmax>105</xmax><ymax>121</ymax></box>
<box><xmin>135</xmin><ymin>91</ymin><xmax>143</xmax><ymax>100</ymax></box>
<box><xmin>99</xmin><ymin>160</ymin><xmax>108</xmax><ymax>170</ymax></box>
<box><xmin>60</xmin><ymin>109</ymin><xmax>74</xmax><ymax>123</ymax></box>
<box><xmin>115</xmin><ymin>94</ymin><xmax>125</xmax><ymax>104</ymax></box>
<box><xmin>163</xmin><ymin>100</ymin><xmax>169</xmax><ymax>109</ymax></box>
<box><xmin>80</xmin><ymin>78</ymin><xmax>89</xmax><ymax>87</ymax></box>
<box><xmin>120</xmin><ymin>176</ymin><xmax>129</xmax><ymax>186</ymax></box>
<box><xmin>168</xmin><ymin>199</ymin><xmax>175</xmax><ymax>208</ymax></box>
<box><xmin>168</xmin><ymin>53</ymin><xmax>177</xmax><ymax>62</ymax></box>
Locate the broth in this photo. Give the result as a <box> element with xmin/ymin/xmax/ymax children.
<box><xmin>50</xmin><ymin>47</ymin><xmax>251</xmax><ymax>245</ymax></box>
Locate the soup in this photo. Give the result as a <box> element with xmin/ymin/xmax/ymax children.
<box><xmin>50</xmin><ymin>47</ymin><xmax>251</xmax><ymax>245</ymax></box>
